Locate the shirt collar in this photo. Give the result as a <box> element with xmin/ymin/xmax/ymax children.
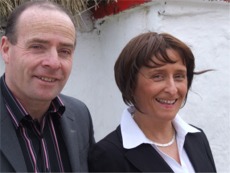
<box><xmin>120</xmin><ymin>106</ymin><xmax>200</xmax><ymax>149</ymax></box>
<box><xmin>1</xmin><ymin>74</ymin><xmax>65</xmax><ymax>128</ymax></box>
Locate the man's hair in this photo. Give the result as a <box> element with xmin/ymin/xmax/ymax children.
<box><xmin>4</xmin><ymin>0</ymin><xmax>76</xmax><ymax>45</ymax></box>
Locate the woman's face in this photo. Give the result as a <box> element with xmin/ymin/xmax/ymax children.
<box><xmin>133</xmin><ymin>49</ymin><xmax>188</xmax><ymax>122</ymax></box>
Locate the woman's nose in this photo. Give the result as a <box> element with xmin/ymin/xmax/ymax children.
<box><xmin>164</xmin><ymin>78</ymin><xmax>178</xmax><ymax>95</ymax></box>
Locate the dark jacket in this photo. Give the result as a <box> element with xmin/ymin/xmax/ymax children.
<box><xmin>0</xmin><ymin>81</ymin><xmax>95</xmax><ymax>172</ymax></box>
<box><xmin>88</xmin><ymin>126</ymin><xmax>216</xmax><ymax>172</ymax></box>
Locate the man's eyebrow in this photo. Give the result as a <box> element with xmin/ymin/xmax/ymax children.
<box><xmin>29</xmin><ymin>38</ymin><xmax>46</xmax><ymax>42</ymax></box>
<box><xmin>26</xmin><ymin>38</ymin><xmax>75</xmax><ymax>49</ymax></box>
<box><xmin>59</xmin><ymin>43</ymin><xmax>75</xmax><ymax>49</ymax></box>
<box><xmin>26</xmin><ymin>38</ymin><xmax>49</xmax><ymax>46</ymax></box>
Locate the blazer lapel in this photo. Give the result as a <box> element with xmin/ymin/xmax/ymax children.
<box><xmin>115</xmin><ymin>127</ymin><xmax>173</xmax><ymax>172</ymax></box>
<box><xmin>184</xmin><ymin>133</ymin><xmax>215</xmax><ymax>172</ymax></box>
<box><xmin>0</xmin><ymin>97</ymin><xmax>27</xmax><ymax>172</ymax></box>
<box><xmin>125</xmin><ymin>143</ymin><xmax>173</xmax><ymax>172</ymax></box>
<box><xmin>60</xmin><ymin>111</ymin><xmax>80</xmax><ymax>172</ymax></box>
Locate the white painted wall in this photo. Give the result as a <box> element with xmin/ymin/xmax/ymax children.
<box><xmin>0</xmin><ymin>0</ymin><xmax>229</xmax><ymax>172</ymax></box>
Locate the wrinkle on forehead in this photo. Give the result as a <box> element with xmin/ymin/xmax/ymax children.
<box><xmin>29</xmin><ymin>22</ymin><xmax>75</xmax><ymax>41</ymax></box>
<box><xmin>17</xmin><ymin>7</ymin><xmax>76</xmax><ymax>43</ymax></box>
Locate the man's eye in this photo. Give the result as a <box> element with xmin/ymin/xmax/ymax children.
<box><xmin>60</xmin><ymin>50</ymin><xmax>71</xmax><ymax>55</ymax></box>
<box><xmin>28</xmin><ymin>44</ymin><xmax>45</xmax><ymax>53</ymax></box>
<box><xmin>30</xmin><ymin>45</ymin><xmax>42</xmax><ymax>49</ymax></box>
<box><xmin>59</xmin><ymin>49</ymin><xmax>72</xmax><ymax>58</ymax></box>
<box><xmin>29</xmin><ymin>44</ymin><xmax>46</xmax><ymax>52</ymax></box>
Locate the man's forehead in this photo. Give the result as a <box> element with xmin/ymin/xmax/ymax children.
<box><xmin>20</xmin><ymin>6</ymin><xmax>69</xmax><ymax>21</ymax></box>
<box><xmin>15</xmin><ymin>8</ymin><xmax>76</xmax><ymax>45</ymax></box>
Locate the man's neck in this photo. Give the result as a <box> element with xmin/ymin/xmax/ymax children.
<box><xmin>18</xmin><ymin>98</ymin><xmax>51</xmax><ymax>123</ymax></box>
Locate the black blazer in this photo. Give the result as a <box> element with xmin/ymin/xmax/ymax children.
<box><xmin>88</xmin><ymin>126</ymin><xmax>216</xmax><ymax>172</ymax></box>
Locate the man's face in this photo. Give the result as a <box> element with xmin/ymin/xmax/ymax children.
<box><xmin>1</xmin><ymin>7</ymin><xmax>76</xmax><ymax>105</ymax></box>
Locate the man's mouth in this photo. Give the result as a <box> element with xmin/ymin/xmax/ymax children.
<box><xmin>38</xmin><ymin>76</ymin><xmax>56</xmax><ymax>82</ymax></box>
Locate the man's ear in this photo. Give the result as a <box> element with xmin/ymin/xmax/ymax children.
<box><xmin>1</xmin><ymin>36</ymin><xmax>10</xmax><ymax>64</ymax></box>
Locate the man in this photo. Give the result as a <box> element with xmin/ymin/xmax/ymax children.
<box><xmin>0</xmin><ymin>1</ymin><xmax>95</xmax><ymax>172</ymax></box>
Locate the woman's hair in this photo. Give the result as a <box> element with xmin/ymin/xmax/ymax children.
<box><xmin>114</xmin><ymin>32</ymin><xmax>207</xmax><ymax>108</ymax></box>
<box><xmin>4</xmin><ymin>0</ymin><xmax>76</xmax><ymax>45</ymax></box>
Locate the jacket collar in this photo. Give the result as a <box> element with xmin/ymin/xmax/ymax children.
<box><xmin>125</xmin><ymin>143</ymin><xmax>173</xmax><ymax>172</ymax></box>
<box><xmin>116</xmin><ymin>126</ymin><xmax>215</xmax><ymax>172</ymax></box>
<box><xmin>0</xmin><ymin>84</ymin><xmax>27</xmax><ymax>171</ymax></box>
<box><xmin>184</xmin><ymin>133</ymin><xmax>216</xmax><ymax>172</ymax></box>
<box><xmin>121</xmin><ymin>106</ymin><xmax>200</xmax><ymax>149</ymax></box>
<box><xmin>114</xmin><ymin>127</ymin><xmax>173</xmax><ymax>172</ymax></box>
<box><xmin>59</xmin><ymin>96</ymin><xmax>80</xmax><ymax>172</ymax></box>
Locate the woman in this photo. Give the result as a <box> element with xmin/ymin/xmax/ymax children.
<box><xmin>88</xmin><ymin>32</ymin><xmax>216</xmax><ymax>172</ymax></box>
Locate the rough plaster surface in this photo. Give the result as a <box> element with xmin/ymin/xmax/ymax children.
<box><xmin>0</xmin><ymin>0</ymin><xmax>229</xmax><ymax>172</ymax></box>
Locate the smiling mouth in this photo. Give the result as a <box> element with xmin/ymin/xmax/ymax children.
<box><xmin>156</xmin><ymin>98</ymin><xmax>177</xmax><ymax>105</ymax></box>
<box><xmin>38</xmin><ymin>76</ymin><xmax>56</xmax><ymax>82</ymax></box>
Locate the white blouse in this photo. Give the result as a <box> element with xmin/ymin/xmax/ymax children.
<box><xmin>120</xmin><ymin>106</ymin><xmax>201</xmax><ymax>173</ymax></box>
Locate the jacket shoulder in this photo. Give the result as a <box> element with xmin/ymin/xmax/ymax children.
<box><xmin>97</xmin><ymin>126</ymin><xmax>123</xmax><ymax>149</ymax></box>
<box><xmin>88</xmin><ymin>126</ymin><xmax>135</xmax><ymax>172</ymax></box>
<box><xmin>59</xmin><ymin>94</ymin><xmax>90</xmax><ymax>119</ymax></box>
<box><xmin>59</xmin><ymin>94</ymin><xmax>87</xmax><ymax>109</ymax></box>
<box><xmin>185</xmin><ymin>125</ymin><xmax>217</xmax><ymax>172</ymax></box>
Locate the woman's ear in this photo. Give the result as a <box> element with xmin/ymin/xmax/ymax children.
<box><xmin>1</xmin><ymin>36</ymin><xmax>10</xmax><ymax>64</ymax></box>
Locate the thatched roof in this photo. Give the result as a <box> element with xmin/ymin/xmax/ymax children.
<box><xmin>0</xmin><ymin>0</ymin><xmax>115</xmax><ymax>33</ymax></box>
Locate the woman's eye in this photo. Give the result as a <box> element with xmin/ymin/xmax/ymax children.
<box><xmin>152</xmin><ymin>74</ymin><xmax>164</xmax><ymax>81</ymax></box>
<box><xmin>175</xmin><ymin>74</ymin><xmax>186</xmax><ymax>81</ymax></box>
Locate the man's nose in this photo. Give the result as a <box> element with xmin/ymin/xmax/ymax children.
<box><xmin>42</xmin><ymin>49</ymin><xmax>61</xmax><ymax>69</ymax></box>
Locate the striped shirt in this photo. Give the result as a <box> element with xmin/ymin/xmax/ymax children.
<box><xmin>1</xmin><ymin>75</ymin><xmax>72</xmax><ymax>172</ymax></box>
